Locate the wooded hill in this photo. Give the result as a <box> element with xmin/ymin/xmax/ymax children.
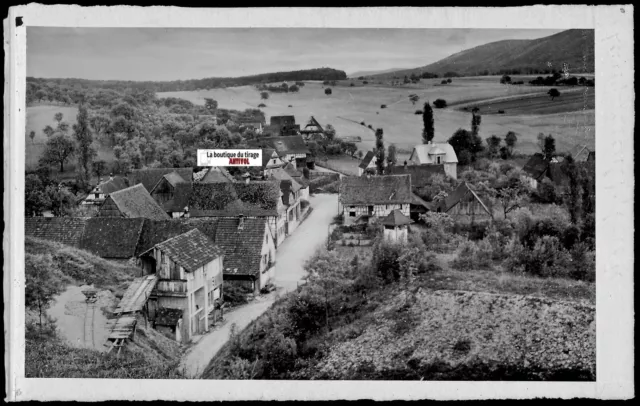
<box><xmin>27</xmin><ymin>68</ymin><xmax>347</xmax><ymax>93</ymax></box>
<box><xmin>371</xmin><ymin>29</ymin><xmax>595</xmax><ymax>79</ymax></box>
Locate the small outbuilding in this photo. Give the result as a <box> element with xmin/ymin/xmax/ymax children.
<box><xmin>381</xmin><ymin>209</ymin><xmax>413</xmax><ymax>243</ymax></box>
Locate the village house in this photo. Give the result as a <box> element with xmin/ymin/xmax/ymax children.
<box><xmin>128</xmin><ymin>167</ymin><xmax>194</xmax><ymax>192</ymax></box>
<box><xmin>436</xmin><ymin>182</ymin><xmax>493</xmax><ymax>223</ymax></box>
<box><xmin>187</xmin><ymin>181</ymin><xmax>287</xmax><ymax>247</ymax></box>
<box><xmin>408</xmin><ymin>141</ymin><xmax>458</xmax><ymax>179</ymax></box>
<box><xmin>567</xmin><ymin>144</ymin><xmax>595</xmax><ymax>163</ymax></box>
<box><xmin>261</xmin><ymin>148</ymin><xmax>286</xmax><ymax>177</ymax></box>
<box><xmin>265</xmin><ymin>115</ymin><xmax>300</xmax><ymax>136</ymax></box>
<box><xmin>339</xmin><ymin>174</ymin><xmax>413</xmax><ymax>225</ymax></box>
<box><xmin>237</xmin><ymin>116</ymin><xmax>266</xmax><ymax>134</ymax></box>
<box><xmin>381</xmin><ymin>209</ymin><xmax>413</xmax><ymax>244</ymax></box>
<box><xmin>148</xmin><ymin>171</ymin><xmax>194</xmax><ymax>218</ymax></box>
<box><xmin>96</xmin><ymin>184</ymin><xmax>170</xmax><ymax>221</ymax></box>
<box><xmin>81</xmin><ymin>175</ymin><xmax>128</xmax><ymax>206</ymax></box>
<box><xmin>79</xmin><ymin>217</ymin><xmax>146</xmax><ymax>264</ymax></box>
<box><xmin>268</xmin><ymin>167</ymin><xmax>308</xmax><ymax>235</ymax></box>
<box><xmin>357</xmin><ymin>151</ymin><xmax>380</xmax><ymax>176</ymax></box>
<box><xmin>282</xmin><ymin>162</ymin><xmax>310</xmax><ymax>201</ymax></box>
<box><xmin>386</xmin><ymin>164</ymin><xmax>448</xmax><ymax>220</ymax></box>
<box><xmin>200</xmin><ymin>166</ymin><xmax>235</xmax><ymax>183</ymax></box>
<box><xmin>249</xmin><ymin>135</ymin><xmax>311</xmax><ymax>170</ymax></box>
<box><xmin>300</xmin><ymin>116</ymin><xmax>325</xmax><ymax>141</ymax></box>
<box><xmin>138</xmin><ymin>228</ymin><xmax>224</xmax><ymax>343</ymax></box>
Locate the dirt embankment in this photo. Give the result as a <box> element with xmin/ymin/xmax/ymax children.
<box><xmin>313</xmin><ymin>289</ymin><xmax>595</xmax><ymax>380</ymax></box>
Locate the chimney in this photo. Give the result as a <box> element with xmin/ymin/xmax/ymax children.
<box><xmin>403</xmin><ymin>160</ymin><xmax>407</xmax><ymax>169</ymax></box>
<box><xmin>238</xmin><ymin>214</ymin><xmax>244</xmax><ymax>230</ymax></box>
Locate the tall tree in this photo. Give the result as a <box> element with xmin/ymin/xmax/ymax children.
<box><xmin>204</xmin><ymin>98</ymin><xmax>218</xmax><ymax>113</ymax></box>
<box><xmin>422</xmin><ymin>102</ymin><xmax>435</xmax><ymax>144</ymax></box>
<box><xmin>54</xmin><ymin>112</ymin><xmax>63</xmax><ymax>125</ymax></box>
<box><xmin>485</xmin><ymin>135</ymin><xmax>502</xmax><ymax>158</ymax></box>
<box><xmin>471</xmin><ymin>110</ymin><xmax>482</xmax><ymax>138</ymax></box>
<box><xmin>547</xmin><ymin>88</ymin><xmax>561</xmax><ymax>101</ymax></box>
<box><xmin>39</xmin><ymin>134</ymin><xmax>76</xmax><ymax>173</ymax></box>
<box><xmin>538</xmin><ymin>133</ymin><xmax>556</xmax><ymax>160</ymax></box>
<box><xmin>73</xmin><ymin>104</ymin><xmax>97</xmax><ymax>184</ymax></box>
<box><xmin>387</xmin><ymin>144</ymin><xmax>397</xmax><ymax>166</ymax></box>
<box><xmin>375</xmin><ymin>128</ymin><xmax>385</xmax><ymax>175</ymax></box>
<box><xmin>505</xmin><ymin>131</ymin><xmax>517</xmax><ymax>156</ymax></box>
<box><xmin>562</xmin><ymin>155</ymin><xmax>583</xmax><ymax>224</ymax></box>
<box><xmin>260</xmin><ymin>91</ymin><xmax>269</xmax><ymax>100</ymax></box>
<box><xmin>29</xmin><ymin>131</ymin><xmax>36</xmax><ymax>144</ymax></box>
<box><xmin>448</xmin><ymin>128</ymin><xmax>484</xmax><ymax>166</ymax></box>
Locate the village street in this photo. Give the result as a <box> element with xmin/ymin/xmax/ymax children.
<box><xmin>178</xmin><ymin>193</ymin><xmax>339</xmax><ymax>378</ymax></box>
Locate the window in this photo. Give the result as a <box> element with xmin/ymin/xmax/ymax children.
<box><xmin>436</xmin><ymin>156</ymin><xmax>441</xmax><ymax>164</ymax></box>
<box><xmin>349</xmin><ymin>212</ymin><xmax>356</xmax><ymax>217</ymax></box>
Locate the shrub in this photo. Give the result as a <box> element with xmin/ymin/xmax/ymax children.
<box><xmin>258</xmin><ymin>103</ymin><xmax>266</xmax><ymax>108</ymax></box>
<box><xmin>433</xmin><ymin>99</ymin><xmax>447</xmax><ymax>108</ymax></box>
<box><xmin>534</xmin><ymin>178</ymin><xmax>559</xmax><ymax>204</ymax></box>
<box><xmin>224</xmin><ymin>283</ymin><xmax>252</xmax><ymax>306</ymax></box>
<box><xmin>381</xmin><ymin>105</ymin><xmax>387</xmax><ymax>109</ymax></box>
<box><xmin>363</xmin><ymin>81</ymin><xmax>368</xmax><ymax>85</ymax></box>
<box><xmin>475</xmin><ymin>239</ymin><xmax>493</xmax><ymax>267</ymax></box>
<box><xmin>360</xmin><ymin>121</ymin><xmax>366</xmax><ymax>126</ymax></box>
<box><xmin>450</xmin><ymin>240</ymin><xmax>477</xmax><ymax>271</ymax></box>
<box><xmin>371</xmin><ymin>239</ymin><xmax>403</xmax><ymax>283</ymax></box>
<box><xmin>441</xmin><ymin>80</ymin><xmax>448</xmax><ymax>84</ymax></box>
<box><xmin>498</xmin><ymin>110</ymin><xmax>505</xmax><ymax>114</ymax></box>
<box><xmin>415</xmin><ymin>110</ymin><xmax>423</xmax><ymax>115</ymax></box>
<box><xmin>567</xmin><ymin>242</ymin><xmax>596</xmax><ymax>282</ymax></box>
<box><xmin>350</xmin><ymin>83</ymin><xmax>355</xmax><ymax>87</ymax></box>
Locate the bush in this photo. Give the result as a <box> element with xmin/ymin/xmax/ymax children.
<box><xmin>450</xmin><ymin>240</ymin><xmax>477</xmax><ymax>271</ymax></box>
<box><xmin>441</xmin><ymin>80</ymin><xmax>448</xmax><ymax>84</ymax></box>
<box><xmin>498</xmin><ymin>110</ymin><xmax>505</xmax><ymax>114</ymax></box>
<box><xmin>433</xmin><ymin>99</ymin><xmax>447</xmax><ymax>108</ymax></box>
<box><xmin>224</xmin><ymin>283</ymin><xmax>253</xmax><ymax>306</ymax></box>
<box><xmin>415</xmin><ymin>110</ymin><xmax>423</xmax><ymax>115</ymax></box>
<box><xmin>371</xmin><ymin>239</ymin><xmax>403</xmax><ymax>283</ymax></box>
<box><xmin>360</xmin><ymin>121</ymin><xmax>366</xmax><ymax>126</ymax></box>
<box><xmin>567</xmin><ymin>242</ymin><xmax>595</xmax><ymax>282</ymax></box>
<box><xmin>380</xmin><ymin>105</ymin><xmax>387</xmax><ymax>109</ymax></box>
<box><xmin>350</xmin><ymin>83</ymin><xmax>355</xmax><ymax>87</ymax></box>
<box><xmin>534</xmin><ymin>178</ymin><xmax>559</xmax><ymax>204</ymax></box>
<box><xmin>258</xmin><ymin>103</ymin><xmax>266</xmax><ymax>108</ymax></box>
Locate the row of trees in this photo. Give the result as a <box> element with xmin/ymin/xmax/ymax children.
<box><xmin>257</xmin><ymin>83</ymin><xmax>300</xmax><ymax>94</ymax></box>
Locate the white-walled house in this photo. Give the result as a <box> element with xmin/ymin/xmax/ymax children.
<box><xmin>381</xmin><ymin>209</ymin><xmax>413</xmax><ymax>244</ymax></box>
<box><xmin>82</xmin><ymin>176</ymin><xmax>128</xmax><ymax>206</ymax></box>
<box><xmin>357</xmin><ymin>151</ymin><xmax>380</xmax><ymax>176</ymax></box>
<box><xmin>138</xmin><ymin>228</ymin><xmax>224</xmax><ymax>343</ymax></box>
<box><xmin>339</xmin><ymin>174</ymin><xmax>413</xmax><ymax>225</ymax></box>
<box><xmin>408</xmin><ymin>142</ymin><xmax>458</xmax><ymax>179</ymax></box>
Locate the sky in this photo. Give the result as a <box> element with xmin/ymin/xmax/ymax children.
<box><xmin>27</xmin><ymin>28</ymin><xmax>565</xmax><ymax>81</ymax></box>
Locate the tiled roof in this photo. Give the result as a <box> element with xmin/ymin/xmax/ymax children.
<box><xmin>104</xmin><ymin>184</ymin><xmax>170</xmax><ymax>220</ymax></box>
<box><xmin>95</xmin><ymin>176</ymin><xmax>128</xmax><ymax>195</ymax></box>
<box><xmin>213</xmin><ymin>217</ymin><xmax>268</xmax><ymax>277</ymax></box>
<box><xmin>151</xmin><ymin>229</ymin><xmax>223</xmax><ymax>273</ymax></box>
<box><xmin>358</xmin><ymin>151</ymin><xmax>376</xmax><ymax>169</ymax></box>
<box><xmin>269</xmin><ymin>167</ymin><xmax>302</xmax><ymax>193</ymax></box>
<box><xmin>80</xmin><ymin>217</ymin><xmax>145</xmax><ymax>258</ymax></box>
<box><xmin>385</xmin><ymin>165</ymin><xmax>447</xmax><ymax>188</ymax></box>
<box><xmin>339</xmin><ymin>175</ymin><xmax>412</xmax><ymax>205</ymax></box>
<box><xmin>270</xmin><ymin>115</ymin><xmax>296</xmax><ymax>126</ymax></box>
<box><xmin>135</xmin><ymin>219</ymin><xmax>194</xmax><ymax>257</ymax></box>
<box><xmin>381</xmin><ymin>209</ymin><xmax>413</xmax><ymax>226</ymax></box>
<box><xmin>24</xmin><ymin>217</ymin><xmax>89</xmax><ymax>247</ymax></box>
<box><xmin>162</xmin><ymin>171</ymin><xmax>186</xmax><ymax>188</ymax></box>
<box><xmin>522</xmin><ymin>153</ymin><xmax>549</xmax><ymax>180</ymax></box>
<box><xmin>162</xmin><ymin>182</ymin><xmax>193</xmax><ymax>213</ymax></box>
<box><xmin>189</xmin><ymin>209</ymin><xmax>277</xmax><ymax>217</ymax></box>
<box><xmin>155</xmin><ymin>308</ymin><xmax>184</xmax><ymax>327</ymax></box>
<box><xmin>410</xmin><ymin>143</ymin><xmax>458</xmax><ymax>164</ymax></box>
<box><xmin>249</xmin><ymin>135</ymin><xmax>310</xmax><ymax>156</ymax></box>
<box><xmin>262</xmin><ymin>148</ymin><xmax>279</xmax><ymax>168</ymax></box>
<box><xmin>129</xmin><ymin>168</ymin><xmax>193</xmax><ymax>192</ymax></box>
<box><xmin>200</xmin><ymin>167</ymin><xmax>234</xmax><ymax>183</ymax></box>
<box><xmin>442</xmin><ymin>182</ymin><xmax>492</xmax><ymax>217</ymax></box>
<box><xmin>567</xmin><ymin>145</ymin><xmax>593</xmax><ymax>162</ymax></box>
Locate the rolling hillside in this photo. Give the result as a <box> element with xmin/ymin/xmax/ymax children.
<box><xmin>372</xmin><ymin>29</ymin><xmax>594</xmax><ymax>78</ymax></box>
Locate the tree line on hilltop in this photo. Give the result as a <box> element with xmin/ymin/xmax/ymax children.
<box><xmin>26</xmin><ymin>68</ymin><xmax>346</xmax><ymax>101</ymax></box>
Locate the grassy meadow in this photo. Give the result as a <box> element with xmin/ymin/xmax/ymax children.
<box><xmin>159</xmin><ymin>77</ymin><xmax>595</xmax><ymax>156</ymax></box>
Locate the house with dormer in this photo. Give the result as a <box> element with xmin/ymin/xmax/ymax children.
<box><xmin>408</xmin><ymin>141</ymin><xmax>458</xmax><ymax>179</ymax></box>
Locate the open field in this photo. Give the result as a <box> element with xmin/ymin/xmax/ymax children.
<box><xmin>159</xmin><ymin>78</ymin><xmax>594</xmax><ymax>156</ymax></box>
<box><xmin>25</xmin><ymin>105</ymin><xmax>115</xmax><ymax>171</ymax></box>
<box><xmin>454</xmin><ymin>88</ymin><xmax>595</xmax><ymax>116</ymax></box>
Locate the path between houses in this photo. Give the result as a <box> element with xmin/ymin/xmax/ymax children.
<box><xmin>178</xmin><ymin>194</ymin><xmax>339</xmax><ymax>378</ymax></box>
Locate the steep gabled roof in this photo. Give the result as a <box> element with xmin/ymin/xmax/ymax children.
<box><xmin>522</xmin><ymin>153</ymin><xmax>549</xmax><ymax>180</ymax></box>
<box><xmin>385</xmin><ymin>165</ymin><xmax>447</xmax><ymax>188</ymax></box>
<box><xmin>410</xmin><ymin>143</ymin><xmax>458</xmax><ymax>164</ymax></box>
<box><xmin>162</xmin><ymin>182</ymin><xmax>193</xmax><ymax>213</ymax></box>
<box><xmin>261</xmin><ymin>148</ymin><xmax>282</xmax><ymax>168</ymax></box>
<box><xmin>103</xmin><ymin>184</ymin><xmax>170</xmax><ymax>220</ymax></box>
<box><xmin>567</xmin><ymin>145</ymin><xmax>593</xmax><ymax>162</ymax></box>
<box><xmin>200</xmin><ymin>167</ymin><xmax>234</xmax><ymax>183</ymax></box>
<box><xmin>358</xmin><ymin>151</ymin><xmax>376</xmax><ymax>170</ymax></box>
<box><xmin>339</xmin><ymin>175</ymin><xmax>412</xmax><ymax>205</ymax></box>
<box><xmin>135</xmin><ymin>219</ymin><xmax>194</xmax><ymax>257</ymax></box>
<box><xmin>301</xmin><ymin>116</ymin><xmax>324</xmax><ymax>133</ymax></box>
<box><xmin>148</xmin><ymin>229</ymin><xmax>223</xmax><ymax>273</ymax></box>
<box><xmin>24</xmin><ymin>217</ymin><xmax>89</xmax><ymax>248</ymax></box>
<box><xmin>269</xmin><ymin>167</ymin><xmax>302</xmax><ymax>193</ymax></box>
<box><xmin>381</xmin><ymin>209</ymin><xmax>413</xmax><ymax>226</ymax></box>
<box><xmin>442</xmin><ymin>182</ymin><xmax>492</xmax><ymax>217</ymax></box>
<box><xmin>80</xmin><ymin>217</ymin><xmax>145</xmax><ymax>258</ymax></box>
<box><xmin>213</xmin><ymin>217</ymin><xmax>269</xmax><ymax>278</ymax></box>
<box><xmin>129</xmin><ymin>168</ymin><xmax>193</xmax><ymax>191</ymax></box>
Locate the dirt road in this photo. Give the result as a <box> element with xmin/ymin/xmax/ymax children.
<box><xmin>178</xmin><ymin>194</ymin><xmax>339</xmax><ymax>378</ymax></box>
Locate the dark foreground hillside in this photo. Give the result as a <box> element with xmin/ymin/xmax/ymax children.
<box><xmin>204</xmin><ymin>242</ymin><xmax>595</xmax><ymax>381</ymax></box>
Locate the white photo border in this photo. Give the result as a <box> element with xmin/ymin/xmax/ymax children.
<box><xmin>4</xmin><ymin>5</ymin><xmax>634</xmax><ymax>401</ymax></box>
